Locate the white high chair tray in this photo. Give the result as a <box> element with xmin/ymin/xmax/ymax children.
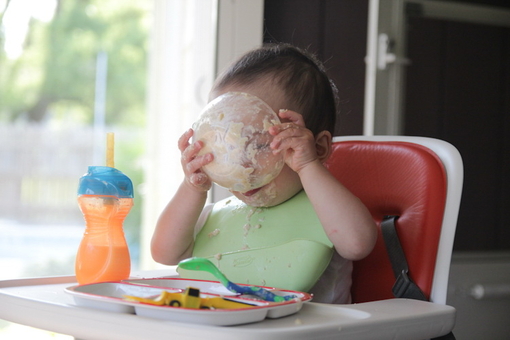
<box><xmin>0</xmin><ymin>270</ymin><xmax>456</xmax><ymax>340</ymax></box>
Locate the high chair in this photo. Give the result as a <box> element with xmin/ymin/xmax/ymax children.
<box><xmin>0</xmin><ymin>135</ymin><xmax>462</xmax><ymax>340</ymax></box>
<box><xmin>325</xmin><ymin>136</ymin><xmax>463</xmax><ymax>305</ymax></box>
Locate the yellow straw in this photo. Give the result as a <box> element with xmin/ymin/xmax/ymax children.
<box><xmin>106</xmin><ymin>132</ymin><xmax>114</xmax><ymax>168</ymax></box>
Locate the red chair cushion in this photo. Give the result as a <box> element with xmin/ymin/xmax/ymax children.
<box><xmin>325</xmin><ymin>141</ymin><xmax>447</xmax><ymax>303</ymax></box>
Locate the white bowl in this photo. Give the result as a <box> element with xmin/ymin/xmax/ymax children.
<box><xmin>193</xmin><ymin>92</ymin><xmax>284</xmax><ymax>192</ymax></box>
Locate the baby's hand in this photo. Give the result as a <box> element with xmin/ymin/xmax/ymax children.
<box><xmin>269</xmin><ymin>110</ymin><xmax>318</xmax><ymax>173</ymax></box>
<box><xmin>178</xmin><ymin>128</ymin><xmax>213</xmax><ymax>192</ymax></box>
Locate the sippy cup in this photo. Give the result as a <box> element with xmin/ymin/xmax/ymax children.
<box><xmin>75</xmin><ymin>135</ymin><xmax>134</xmax><ymax>284</ymax></box>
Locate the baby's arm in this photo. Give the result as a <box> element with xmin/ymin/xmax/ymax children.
<box><xmin>298</xmin><ymin>160</ymin><xmax>377</xmax><ymax>260</ymax></box>
<box><xmin>270</xmin><ymin>110</ymin><xmax>377</xmax><ymax>261</ymax></box>
<box><xmin>151</xmin><ymin>129</ymin><xmax>213</xmax><ymax>265</ymax></box>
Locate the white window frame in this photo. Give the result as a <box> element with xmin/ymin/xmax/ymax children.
<box><xmin>140</xmin><ymin>0</ymin><xmax>264</xmax><ymax>269</ymax></box>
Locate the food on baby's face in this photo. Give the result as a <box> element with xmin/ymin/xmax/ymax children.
<box><xmin>193</xmin><ymin>92</ymin><xmax>284</xmax><ymax>192</ymax></box>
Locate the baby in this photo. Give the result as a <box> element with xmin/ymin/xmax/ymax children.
<box><xmin>151</xmin><ymin>43</ymin><xmax>377</xmax><ymax>303</ymax></box>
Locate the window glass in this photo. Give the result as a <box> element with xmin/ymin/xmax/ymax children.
<box><xmin>0</xmin><ymin>0</ymin><xmax>150</xmax><ymax>278</ymax></box>
<box><xmin>0</xmin><ymin>0</ymin><xmax>151</xmax><ymax>336</ymax></box>
<box><xmin>0</xmin><ymin>0</ymin><xmax>227</xmax><ymax>337</ymax></box>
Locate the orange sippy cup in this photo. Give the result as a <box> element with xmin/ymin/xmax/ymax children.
<box><xmin>75</xmin><ymin>166</ymin><xmax>134</xmax><ymax>284</ymax></box>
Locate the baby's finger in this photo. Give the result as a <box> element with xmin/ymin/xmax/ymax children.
<box><xmin>181</xmin><ymin>140</ymin><xmax>205</xmax><ymax>164</ymax></box>
<box><xmin>269</xmin><ymin>122</ymin><xmax>298</xmax><ymax>136</ymax></box>
<box><xmin>190</xmin><ymin>173</ymin><xmax>209</xmax><ymax>187</ymax></box>
<box><xmin>186</xmin><ymin>153</ymin><xmax>213</xmax><ymax>173</ymax></box>
<box><xmin>270</xmin><ymin>124</ymin><xmax>308</xmax><ymax>149</ymax></box>
<box><xmin>278</xmin><ymin>109</ymin><xmax>305</xmax><ymax>127</ymax></box>
<box><xmin>191</xmin><ymin>173</ymin><xmax>212</xmax><ymax>191</ymax></box>
<box><xmin>178</xmin><ymin>128</ymin><xmax>194</xmax><ymax>152</ymax></box>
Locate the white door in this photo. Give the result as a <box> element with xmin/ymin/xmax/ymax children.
<box><xmin>364</xmin><ymin>0</ymin><xmax>510</xmax><ymax>135</ymax></box>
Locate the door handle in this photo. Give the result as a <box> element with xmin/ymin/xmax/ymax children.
<box><xmin>377</xmin><ymin>33</ymin><xmax>410</xmax><ymax>70</ymax></box>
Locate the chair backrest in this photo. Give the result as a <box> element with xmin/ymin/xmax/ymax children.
<box><xmin>325</xmin><ymin>136</ymin><xmax>463</xmax><ymax>304</ymax></box>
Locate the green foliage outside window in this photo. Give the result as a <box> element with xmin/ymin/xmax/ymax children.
<box><xmin>0</xmin><ymin>0</ymin><xmax>150</xmax><ymax>125</ymax></box>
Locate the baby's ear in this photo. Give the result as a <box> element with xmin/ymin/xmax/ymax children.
<box><xmin>315</xmin><ymin>131</ymin><xmax>332</xmax><ymax>163</ymax></box>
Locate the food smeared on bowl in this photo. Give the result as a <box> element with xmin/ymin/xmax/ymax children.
<box><xmin>193</xmin><ymin>92</ymin><xmax>284</xmax><ymax>192</ymax></box>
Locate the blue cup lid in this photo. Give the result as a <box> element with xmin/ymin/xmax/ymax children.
<box><xmin>78</xmin><ymin>166</ymin><xmax>134</xmax><ymax>198</ymax></box>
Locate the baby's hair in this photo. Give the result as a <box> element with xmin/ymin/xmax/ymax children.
<box><xmin>212</xmin><ymin>43</ymin><xmax>338</xmax><ymax>135</ymax></box>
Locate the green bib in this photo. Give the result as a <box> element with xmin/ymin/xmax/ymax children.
<box><xmin>178</xmin><ymin>190</ymin><xmax>334</xmax><ymax>291</ymax></box>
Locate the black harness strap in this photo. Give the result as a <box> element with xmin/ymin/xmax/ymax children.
<box><xmin>381</xmin><ymin>215</ymin><xmax>456</xmax><ymax>340</ymax></box>
<box><xmin>381</xmin><ymin>216</ymin><xmax>427</xmax><ymax>301</ymax></box>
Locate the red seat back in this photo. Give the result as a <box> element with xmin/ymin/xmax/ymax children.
<box><xmin>325</xmin><ymin>140</ymin><xmax>447</xmax><ymax>303</ymax></box>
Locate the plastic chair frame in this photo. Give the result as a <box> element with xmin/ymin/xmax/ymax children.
<box><xmin>330</xmin><ymin>136</ymin><xmax>463</xmax><ymax>304</ymax></box>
